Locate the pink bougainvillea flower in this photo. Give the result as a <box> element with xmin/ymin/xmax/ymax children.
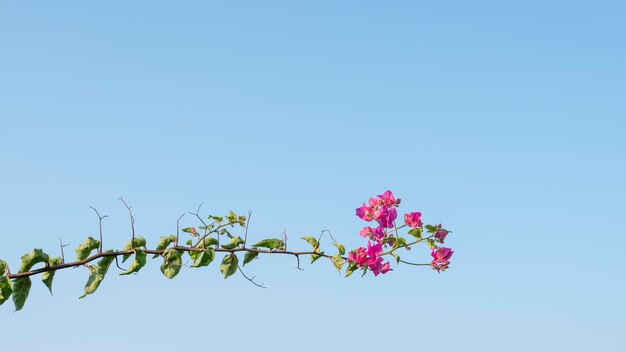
<box><xmin>367</xmin><ymin>241</ymin><xmax>383</xmax><ymax>258</ymax></box>
<box><xmin>404</xmin><ymin>212</ymin><xmax>423</xmax><ymax>229</ymax></box>
<box><xmin>359</xmin><ymin>226</ymin><xmax>373</xmax><ymax>238</ymax></box>
<box><xmin>431</xmin><ymin>247</ymin><xmax>454</xmax><ymax>272</ymax></box>
<box><xmin>368</xmin><ymin>197</ymin><xmax>382</xmax><ymax>208</ymax></box>
<box><xmin>376</xmin><ymin>206</ymin><xmax>397</xmax><ymax>228</ymax></box>
<box><xmin>371</xmin><ymin>226</ymin><xmax>385</xmax><ymax>242</ymax></box>
<box><xmin>378</xmin><ymin>190</ymin><xmax>397</xmax><ymax>207</ymax></box>
<box><xmin>348</xmin><ymin>247</ymin><xmax>368</xmax><ymax>267</ymax></box>
<box><xmin>378</xmin><ymin>261</ymin><xmax>392</xmax><ymax>275</ymax></box>
<box><xmin>360</xmin><ymin>226</ymin><xmax>386</xmax><ymax>242</ymax></box>
<box><xmin>356</xmin><ymin>203</ymin><xmax>375</xmax><ymax>221</ymax></box>
<box><xmin>435</xmin><ymin>228</ymin><xmax>449</xmax><ymax>243</ymax></box>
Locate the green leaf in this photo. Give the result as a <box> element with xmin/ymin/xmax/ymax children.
<box><xmin>331</xmin><ymin>254</ymin><xmax>345</xmax><ymax>273</ymax></box>
<box><xmin>185</xmin><ymin>239</ymin><xmax>193</xmax><ymax>246</ymax></box>
<box><xmin>333</xmin><ymin>243</ymin><xmax>346</xmax><ymax>255</ymax></box>
<box><xmin>252</xmin><ymin>238</ymin><xmax>284</xmax><ymax>250</ymax></box>
<box><xmin>0</xmin><ymin>276</ymin><xmax>12</xmax><ymax>306</ymax></box>
<box><xmin>153</xmin><ymin>235</ymin><xmax>177</xmax><ymax>258</ymax></box>
<box><xmin>75</xmin><ymin>237</ymin><xmax>100</xmax><ymax>261</ymax></box>
<box><xmin>220</xmin><ymin>254</ymin><xmax>238</xmax><ymax>279</ymax></box>
<box><xmin>301</xmin><ymin>236</ymin><xmax>319</xmax><ymax>249</ymax></box>
<box><xmin>198</xmin><ymin>237</ymin><xmax>219</xmax><ymax>248</ymax></box>
<box><xmin>425</xmin><ymin>225</ymin><xmax>438</xmax><ymax>234</ymax></box>
<box><xmin>221</xmin><ymin>236</ymin><xmax>243</xmax><ymax>250</ymax></box>
<box><xmin>243</xmin><ymin>251</ymin><xmax>258</xmax><ymax>266</ymax></box>
<box><xmin>311</xmin><ymin>252</ymin><xmax>323</xmax><ymax>264</ymax></box>
<box><xmin>12</xmin><ymin>277</ymin><xmax>31</xmax><ymax>311</ymax></box>
<box><xmin>120</xmin><ymin>250</ymin><xmax>147</xmax><ymax>276</ymax></box>
<box><xmin>391</xmin><ymin>253</ymin><xmax>401</xmax><ymax>264</ymax></box>
<box><xmin>41</xmin><ymin>257</ymin><xmax>63</xmax><ymax>295</ymax></box>
<box><xmin>345</xmin><ymin>262</ymin><xmax>358</xmax><ymax>278</ymax></box>
<box><xmin>160</xmin><ymin>249</ymin><xmax>183</xmax><ymax>279</ymax></box>
<box><xmin>393</xmin><ymin>237</ymin><xmax>408</xmax><ymax>250</ymax></box>
<box><xmin>122</xmin><ymin>237</ymin><xmax>146</xmax><ymax>263</ymax></box>
<box><xmin>0</xmin><ymin>259</ymin><xmax>7</xmax><ymax>276</ymax></box>
<box><xmin>190</xmin><ymin>248</ymin><xmax>215</xmax><ymax>268</ymax></box>
<box><xmin>427</xmin><ymin>239</ymin><xmax>436</xmax><ymax>250</ymax></box>
<box><xmin>19</xmin><ymin>249</ymin><xmax>50</xmax><ymax>272</ymax></box>
<box><xmin>408</xmin><ymin>228</ymin><xmax>422</xmax><ymax>239</ymax></box>
<box><xmin>80</xmin><ymin>253</ymin><xmax>115</xmax><ymax>299</ymax></box>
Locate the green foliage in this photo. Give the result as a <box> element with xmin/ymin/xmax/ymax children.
<box><xmin>119</xmin><ymin>250</ymin><xmax>147</xmax><ymax>276</ymax></box>
<box><xmin>408</xmin><ymin>228</ymin><xmax>422</xmax><ymax>239</ymax></box>
<box><xmin>19</xmin><ymin>249</ymin><xmax>50</xmax><ymax>272</ymax></box>
<box><xmin>80</xmin><ymin>253</ymin><xmax>115</xmax><ymax>299</ymax></box>
<box><xmin>75</xmin><ymin>237</ymin><xmax>101</xmax><ymax>261</ymax></box>
<box><xmin>160</xmin><ymin>249</ymin><xmax>183</xmax><ymax>279</ymax></box>
<box><xmin>0</xmin><ymin>276</ymin><xmax>12</xmax><ymax>305</ymax></box>
<box><xmin>301</xmin><ymin>236</ymin><xmax>319</xmax><ymax>249</ymax></box>
<box><xmin>42</xmin><ymin>257</ymin><xmax>63</xmax><ymax>295</ymax></box>
<box><xmin>190</xmin><ymin>248</ymin><xmax>215</xmax><ymax>268</ymax></box>
<box><xmin>331</xmin><ymin>254</ymin><xmax>345</xmax><ymax>273</ymax></box>
<box><xmin>220</xmin><ymin>254</ymin><xmax>238</xmax><ymax>278</ymax></box>
<box><xmin>153</xmin><ymin>235</ymin><xmax>177</xmax><ymax>258</ymax></box>
<box><xmin>122</xmin><ymin>237</ymin><xmax>146</xmax><ymax>263</ymax></box>
<box><xmin>0</xmin><ymin>259</ymin><xmax>7</xmax><ymax>276</ymax></box>
<box><xmin>345</xmin><ymin>262</ymin><xmax>358</xmax><ymax>278</ymax></box>
<box><xmin>243</xmin><ymin>251</ymin><xmax>258</xmax><ymax>266</ymax></box>
<box><xmin>427</xmin><ymin>239</ymin><xmax>436</xmax><ymax>250</ymax></box>
<box><xmin>252</xmin><ymin>238</ymin><xmax>284</xmax><ymax>250</ymax></box>
<box><xmin>221</xmin><ymin>236</ymin><xmax>244</xmax><ymax>250</ymax></box>
<box><xmin>333</xmin><ymin>243</ymin><xmax>346</xmax><ymax>255</ymax></box>
<box><xmin>12</xmin><ymin>277</ymin><xmax>31</xmax><ymax>311</ymax></box>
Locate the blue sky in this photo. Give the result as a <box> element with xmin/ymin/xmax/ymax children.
<box><xmin>0</xmin><ymin>1</ymin><xmax>624</xmax><ymax>350</ymax></box>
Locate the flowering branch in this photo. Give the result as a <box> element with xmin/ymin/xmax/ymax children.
<box><xmin>0</xmin><ymin>190</ymin><xmax>455</xmax><ymax>312</ymax></box>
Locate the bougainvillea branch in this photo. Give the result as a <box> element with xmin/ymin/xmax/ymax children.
<box><xmin>0</xmin><ymin>190</ymin><xmax>455</xmax><ymax>312</ymax></box>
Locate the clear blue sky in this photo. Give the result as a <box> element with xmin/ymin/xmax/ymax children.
<box><xmin>1</xmin><ymin>1</ymin><xmax>624</xmax><ymax>350</ymax></box>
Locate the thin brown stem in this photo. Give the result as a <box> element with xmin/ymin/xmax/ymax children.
<box><xmin>118</xmin><ymin>197</ymin><xmax>135</xmax><ymax>244</ymax></box>
<box><xmin>89</xmin><ymin>206</ymin><xmax>108</xmax><ymax>252</ymax></box>
<box><xmin>236</xmin><ymin>262</ymin><xmax>266</xmax><ymax>289</ymax></box>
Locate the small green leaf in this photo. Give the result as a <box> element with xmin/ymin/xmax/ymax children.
<box><xmin>75</xmin><ymin>237</ymin><xmax>100</xmax><ymax>261</ymax></box>
<box><xmin>190</xmin><ymin>248</ymin><xmax>215</xmax><ymax>268</ymax></box>
<box><xmin>198</xmin><ymin>237</ymin><xmax>219</xmax><ymax>248</ymax></box>
<box><xmin>301</xmin><ymin>236</ymin><xmax>319</xmax><ymax>249</ymax></box>
<box><xmin>41</xmin><ymin>257</ymin><xmax>63</xmax><ymax>295</ymax></box>
<box><xmin>311</xmin><ymin>252</ymin><xmax>323</xmax><ymax>264</ymax></box>
<box><xmin>425</xmin><ymin>225</ymin><xmax>438</xmax><ymax>234</ymax></box>
<box><xmin>12</xmin><ymin>277</ymin><xmax>31</xmax><ymax>311</ymax></box>
<box><xmin>221</xmin><ymin>236</ymin><xmax>243</xmax><ymax>250</ymax></box>
<box><xmin>120</xmin><ymin>250</ymin><xmax>147</xmax><ymax>276</ymax></box>
<box><xmin>0</xmin><ymin>276</ymin><xmax>12</xmax><ymax>305</ymax></box>
<box><xmin>427</xmin><ymin>239</ymin><xmax>436</xmax><ymax>250</ymax></box>
<box><xmin>122</xmin><ymin>237</ymin><xmax>146</xmax><ymax>263</ymax></box>
<box><xmin>333</xmin><ymin>243</ymin><xmax>346</xmax><ymax>255</ymax></box>
<box><xmin>408</xmin><ymin>228</ymin><xmax>422</xmax><ymax>239</ymax></box>
<box><xmin>331</xmin><ymin>254</ymin><xmax>345</xmax><ymax>273</ymax></box>
<box><xmin>345</xmin><ymin>262</ymin><xmax>358</xmax><ymax>278</ymax></box>
<box><xmin>80</xmin><ymin>253</ymin><xmax>115</xmax><ymax>299</ymax></box>
<box><xmin>252</xmin><ymin>238</ymin><xmax>284</xmax><ymax>250</ymax></box>
<box><xmin>243</xmin><ymin>251</ymin><xmax>259</xmax><ymax>266</ymax></box>
<box><xmin>19</xmin><ymin>249</ymin><xmax>50</xmax><ymax>272</ymax></box>
<box><xmin>393</xmin><ymin>237</ymin><xmax>408</xmax><ymax>250</ymax></box>
<box><xmin>160</xmin><ymin>249</ymin><xmax>183</xmax><ymax>279</ymax></box>
<box><xmin>153</xmin><ymin>235</ymin><xmax>177</xmax><ymax>258</ymax></box>
<box><xmin>220</xmin><ymin>254</ymin><xmax>238</xmax><ymax>278</ymax></box>
<box><xmin>0</xmin><ymin>259</ymin><xmax>8</xmax><ymax>276</ymax></box>
<box><xmin>186</xmin><ymin>239</ymin><xmax>193</xmax><ymax>246</ymax></box>
<box><xmin>391</xmin><ymin>253</ymin><xmax>401</xmax><ymax>264</ymax></box>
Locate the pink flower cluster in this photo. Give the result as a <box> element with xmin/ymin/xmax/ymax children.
<box><xmin>431</xmin><ymin>247</ymin><xmax>453</xmax><ymax>272</ymax></box>
<box><xmin>350</xmin><ymin>190</ymin><xmax>402</xmax><ymax>276</ymax></box>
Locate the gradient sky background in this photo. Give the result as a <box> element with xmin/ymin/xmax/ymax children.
<box><xmin>0</xmin><ymin>1</ymin><xmax>624</xmax><ymax>351</ymax></box>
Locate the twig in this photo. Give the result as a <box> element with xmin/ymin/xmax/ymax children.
<box><xmin>237</xmin><ymin>262</ymin><xmax>266</xmax><ymax>289</ymax></box>
<box><xmin>398</xmin><ymin>259</ymin><xmax>432</xmax><ymax>266</ymax></box>
<box><xmin>118</xmin><ymin>197</ymin><xmax>135</xmax><ymax>244</ymax></box>
<box><xmin>175</xmin><ymin>213</ymin><xmax>185</xmax><ymax>246</ymax></box>
<box><xmin>243</xmin><ymin>211</ymin><xmax>252</xmax><ymax>247</ymax></box>
<box><xmin>59</xmin><ymin>237</ymin><xmax>70</xmax><ymax>264</ymax></box>
<box><xmin>89</xmin><ymin>206</ymin><xmax>108</xmax><ymax>252</ymax></box>
<box><xmin>295</xmin><ymin>254</ymin><xmax>303</xmax><ymax>271</ymax></box>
